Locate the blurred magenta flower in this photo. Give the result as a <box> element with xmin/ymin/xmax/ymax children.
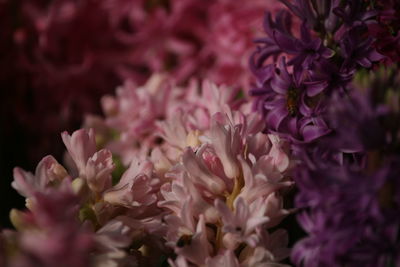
<box><xmin>1</xmin><ymin>0</ymin><xmax>285</xmax><ymax>167</ymax></box>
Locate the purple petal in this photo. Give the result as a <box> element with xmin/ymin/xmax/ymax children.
<box><xmin>287</xmin><ymin>116</ymin><xmax>299</xmax><ymax>136</ymax></box>
<box><xmin>275</xmin><ymin>9</ymin><xmax>293</xmax><ymax>34</ymax></box>
<box><xmin>271</xmin><ymin>75</ymin><xmax>290</xmax><ymax>94</ymax></box>
<box><xmin>277</xmin><ymin>57</ymin><xmax>292</xmax><ymax>81</ymax></box>
<box><xmin>306</xmin><ymin>80</ymin><xmax>328</xmax><ymax>97</ymax></box>
<box><xmin>273</xmin><ymin>30</ymin><xmax>298</xmax><ymax>54</ymax></box>
<box><xmin>308</xmin><ymin>38</ymin><xmax>321</xmax><ymax>51</ymax></box>
<box><xmin>300</xmin><ymin>22</ymin><xmax>311</xmax><ymax>43</ymax></box>
<box><xmin>266</xmin><ymin>106</ymin><xmax>289</xmax><ymax>130</ymax></box>
<box><xmin>357</xmin><ymin>58</ymin><xmax>372</xmax><ymax>68</ymax></box>
<box><xmin>264</xmin><ymin>97</ymin><xmax>286</xmax><ymax>109</ymax></box>
<box><xmin>279</xmin><ymin>0</ymin><xmax>302</xmax><ymax>18</ymax></box>
<box><xmin>263</xmin><ymin>12</ymin><xmax>276</xmax><ymax>37</ymax></box>
<box><xmin>301</xmin><ymin>125</ymin><xmax>331</xmax><ymax>142</ymax></box>
<box><xmin>368</xmin><ymin>50</ymin><xmax>385</xmax><ymax>62</ymax></box>
<box><xmin>321</xmin><ymin>47</ymin><xmax>335</xmax><ymax>58</ymax></box>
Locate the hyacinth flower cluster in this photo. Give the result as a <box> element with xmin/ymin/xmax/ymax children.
<box><xmin>249</xmin><ymin>0</ymin><xmax>400</xmax><ymax>266</ymax></box>
<box><xmin>1</xmin><ymin>80</ymin><xmax>295</xmax><ymax>266</ymax></box>
<box><xmin>292</xmin><ymin>66</ymin><xmax>400</xmax><ymax>266</ymax></box>
<box><xmin>0</xmin><ymin>0</ymin><xmax>286</xmax><ymax>164</ymax></box>
<box><xmin>83</xmin><ymin>73</ymin><xmax>248</xmax><ymax>166</ymax></box>
<box><xmin>250</xmin><ymin>0</ymin><xmax>387</xmax><ymax>144</ymax></box>
<box><xmin>2</xmin><ymin>0</ymin><xmax>400</xmax><ymax>266</ymax></box>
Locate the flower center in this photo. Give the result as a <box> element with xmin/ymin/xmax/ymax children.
<box><xmin>286</xmin><ymin>88</ymin><xmax>299</xmax><ymax>116</ymax></box>
<box><xmin>176</xmin><ymin>234</ymin><xmax>193</xmax><ymax>247</ymax></box>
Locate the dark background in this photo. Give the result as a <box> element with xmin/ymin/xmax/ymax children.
<box><xmin>0</xmin><ymin>126</ymin><xmax>32</xmax><ymax>228</ymax></box>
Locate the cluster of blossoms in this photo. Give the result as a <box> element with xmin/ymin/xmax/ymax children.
<box><xmin>292</xmin><ymin>66</ymin><xmax>400</xmax><ymax>266</ymax></box>
<box><xmin>250</xmin><ymin>0</ymin><xmax>400</xmax><ymax>266</ymax></box>
<box><xmin>251</xmin><ymin>0</ymin><xmax>389</xmax><ymax>143</ymax></box>
<box><xmin>1</xmin><ymin>0</ymin><xmax>285</xmax><ymax>163</ymax></box>
<box><xmin>2</xmin><ymin>0</ymin><xmax>400</xmax><ymax>266</ymax></box>
<box><xmin>1</xmin><ymin>79</ymin><xmax>295</xmax><ymax>266</ymax></box>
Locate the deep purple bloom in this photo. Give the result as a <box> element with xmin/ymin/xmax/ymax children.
<box><xmin>340</xmin><ymin>25</ymin><xmax>385</xmax><ymax>71</ymax></box>
<box><xmin>273</xmin><ymin>22</ymin><xmax>334</xmax><ymax>70</ymax></box>
<box><xmin>252</xmin><ymin>10</ymin><xmax>294</xmax><ymax>73</ymax></box>
<box><xmin>250</xmin><ymin>0</ymin><xmax>385</xmax><ymax>145</ymax></box>
<box><xmin>255</xmin><ymin>10</ymin><xmax>333</xmax><ymax>71</ymax></box>
<box><xmin>251</xmin><ymin>56</ymin><xmax>330</xmax><ymax>143</ymax></box>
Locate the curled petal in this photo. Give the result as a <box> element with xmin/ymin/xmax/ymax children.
<box><xmin>210</xmin><ymin>118</ymin><xmax>240</xmax><ymax>179</ymax></box>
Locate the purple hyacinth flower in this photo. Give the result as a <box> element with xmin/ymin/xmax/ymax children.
<box><xmin>340</xmin><ymin>25</ymin><xmax>385</xmax><ymax>71</ymax></box>
<box><xmin>252</xmin><ymin>10</ymin><xmax>293</xmax><ymax>71</ymax></box>
<box><xmin>257</xmin><ymin>10</ymin><xmax>333</xmax><ymax>71</ymax></box>
<box><xmin>273</xmin><ymin>22</ymin><xmax>334</xmax><ymax>70</ymax></box>
<box><xmin>252</xmin><ymin>57</ymin><xmax>330</xmax><ymax>143</ymax></box>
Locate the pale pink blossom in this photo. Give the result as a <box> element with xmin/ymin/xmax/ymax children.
<box><xmin>238</xmin><ymin>157</ymin><xmax>293</xmax><ymax>204</ymax></box>
<box><xmin>61</xmin><ymin>128</ymin><xmax>97</xmax><ymax>174</ymax></box>
<box><xmin>7</xmin><ymin>76</ymin><xmax>294</xmax><ymax>266</ymax></box>
<box><xmin>62</xmin><ymin>128</ymin><xmax>116</xmax><ymax>194</ymax></box>
<box><xmin>255</xmin><ymin>229</ymin><xmax>291</xmax><ymax>262</ymax></box>
<box><xmin>95</xmin><ymin>216</ymin><xmax>143</xmax><ymax>252</ymax></box>
<box><xmin>173</xmin><ymin>215</ymin><xmax>212</xmax><ymax>266</ymax></box>
<box><xmin>182</xmin><ymin>147</ymin><xmax>227</xmax><ymax>195</ymax></box>
<box><xmin>150</xmin><ymin>147</ymin><xmax>173</xmax><ymax>177</ymax></box>
<box><xmin>157</xmin><ymin>109</ymin><xmax>191</xmax><ymax>151</ymax></box>
<box><xmin>10</xmin><ymin>186</ymin><xmax>94</xmax><ymax>267</ymax></box>
<box><xmin>159</xmin><ymin>173</ymin><xmax>219</xmax><ymax>223</ymax></box>
<box><xmin>12</xmin><ymin>155</ymin><xmax>67</xmax><ymax>198</ymax></box>
<box><xmin>215</xmin><ymin>197</ymin><xmax>270</xmax><ymax>249</ymax></box>
<box><xmin>267</xmin><ymin>134</ymin><xmax>291</xmax><ymax>173</ymax></box>
<box><xmin>84</xmin><ymin>149</ymin><xmax>115</xmax><ymax>193</ymax></box>
<box><xmin>164</xmin><ymin>198</ymin><xmax>198</xmax><ymax>243</ymax></box>
<box><xmin>103</xmin><ymin>158</ymin><xmax>159</xmax><ymax>210</ymax></box>
<box><xmin>85</xmin><ymin>74</ymin><xmax>184</xmax><ymax>164</ymax></box>
<box><xmin>239</xmin><ymin>228</ymin><xmax>291</xmax><ymax>267</ymax></box>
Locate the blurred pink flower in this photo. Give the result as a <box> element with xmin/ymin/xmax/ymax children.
<box><xmin>8</xmin><ymin>185</ymin><xmax>94</xmax><ymax>267</ymax></box>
